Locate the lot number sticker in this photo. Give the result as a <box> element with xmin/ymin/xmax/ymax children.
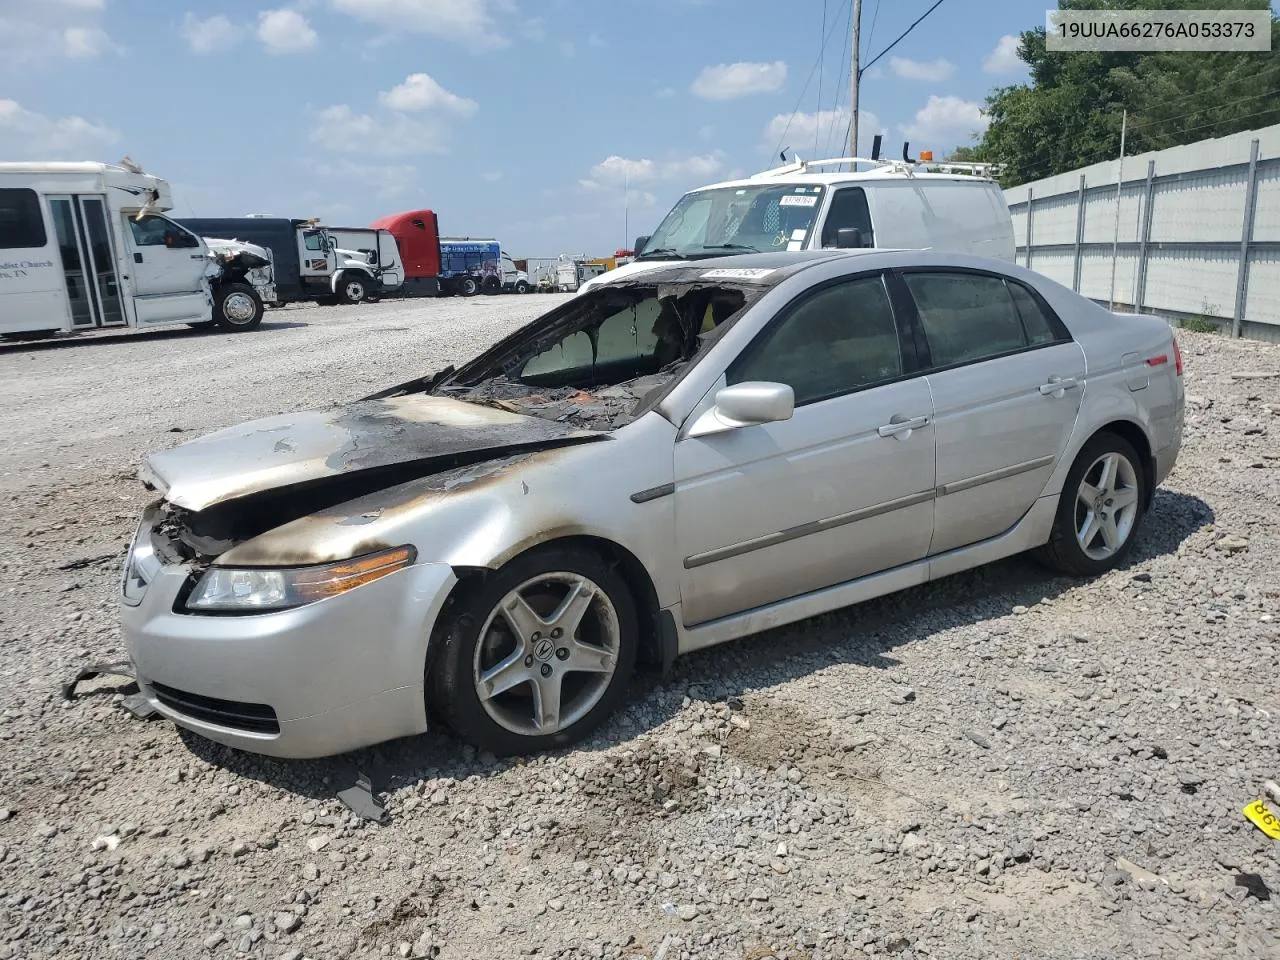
<box><xmin>1244</xmin><ymin>799</ymin><xmax>1280</xmax><ymax>839</ymax></box>
<box><xmin>779</xmin><ymin>195</ymin><xmax>818</xmax><ymax>207</ymax></box>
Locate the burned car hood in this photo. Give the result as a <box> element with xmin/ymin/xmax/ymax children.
<box><xmin>141</xmin><ymin>394</ymin><xmax>600</xmax><ymax>512</ymax></box>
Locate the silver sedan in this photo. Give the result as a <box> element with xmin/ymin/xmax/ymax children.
<box><xmin>120</xmin><ymin>250</ymin><xmax>1184</xmax><ymax>758</ymax></box>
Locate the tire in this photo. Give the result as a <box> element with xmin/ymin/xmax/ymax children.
<box><xmin>458</xmin><ymin>276</ymin><xmax>479</xmax><ymax>297</ymax></box>
<box><xmin>482</xmin><ymin>276</ymin><xmax>501</xmax><ymax>295</ymax></box>
<box><xmin>430</xmin><ymin>545</ymin><xmax>639</xmax><ymax>756</ymax></box>
<box><xmin>515</xmin><ymin>280</ymin><xmax>530</xmax><ymax>294</ymax></box>
<box><xmin>338</xmin><ymin>273</ymin><xmax>368</xmax><ymax>304</ymax></box>
<box><xmin>213</xmin><ymin>283</ymin><xmax>264</xmax><ymax>331</ymax></box>
<box><xmin>1032</xmin><ymin>432</ymin><xmax>1146</xmax><ymax>577</ymax></box>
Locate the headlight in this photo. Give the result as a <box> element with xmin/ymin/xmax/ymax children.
<box><xmin>185</xmin><ymin>545</ymin><xmax>416</xmax><ymax>613</ymax></box>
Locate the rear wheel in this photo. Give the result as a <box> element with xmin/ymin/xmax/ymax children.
<box><xmin>515</xmin><ymin>280</ymin><xmax>530</xmax><ymax>294</ymax></box>
<box><xmin>458</xmin><ymin>276</ymin><xmax>479</xmax><ymax>297</ymax></box>
<box><xmin>1033</xmin><ymin>432</ymin><xmax>1145</xmax><ymax>576</ymax></box>
<box><xmin>213</xmin><ymin>283</ymin><xmax>264</xmax><ymax>331</ymax></box>
<box><xmin>482</xmin><ymin>276</ymin><xmax>501</xmax><ymax>295</ymax></box>
<box><xmin>430</xmin><ymin>546</ymin><xmax>638</xmax><ymax>756</ymax></box>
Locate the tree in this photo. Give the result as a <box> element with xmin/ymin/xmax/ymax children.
<box><xmin>965</xmin><ymin>0</ymin><xmax>1280</xmax><ymax>186</ymax></box>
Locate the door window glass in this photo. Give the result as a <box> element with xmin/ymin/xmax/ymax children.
<box><xmin>903</xmin><ymin>272</ymin><xmax>1028</xmax><ymax>368</ymax></box>
<box><xmin>304</xmin><ymin>231</ymin><xmax>325</xmax><ymax>251</ymax></box>
<box><xmin>0</xmin><ymin>188</ymin><xmax>47</xmax><ymax>249</ymax></box>
<box><xmin>728</xmin><ymin>275</ymin><xmax>902</xmax><ymax>406</ymax></box>
<box><xmin>821</xmin><ymin>188</ymin><xmax>874</xmax><ymax>247</ymax></box>
<box><xmin>129</xmin><ymin>215</ymin><xmax>197</xmax><ymax>248</ymax></box>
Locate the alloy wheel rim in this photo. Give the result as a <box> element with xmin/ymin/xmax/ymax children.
<box><xmin>223</xmin><ymin>292</ymin><xmax>256</xmax><ymax>323</ymax></box>
<box><xmin>472</xmin><ymin>572</ymin><xmax>619</xmax><ymax>737</ymax></box>
<box><xmin>1074</xmin><ymin>451</ymin><xmax>1139</xmax><ymax>560</ymax></box>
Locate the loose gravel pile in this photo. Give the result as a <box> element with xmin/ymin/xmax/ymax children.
<box><xmin>1</xmin><ymin>300</ymin><xmax>1278</xmax><ymax>960</ymax></box>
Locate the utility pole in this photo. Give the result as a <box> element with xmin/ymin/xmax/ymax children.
<box><xmin>624</xmin><ymin>168</ymin><xmax>629</xmax><ymax>251</ymax></box>
<box><xmin>849</xmin><ymin>0</ymin><xmax>862</xmax><ymax>161</ymax></box>
<box><xmin>1108</xmin><ymin>109</ymin><xmax>1127</xmax><ymax>311</ymax></box>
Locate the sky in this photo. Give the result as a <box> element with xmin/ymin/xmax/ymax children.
<box><xmin>0</xmin><ymin>0</ymin><xmax>1052</xmax><ymax>258</ymax></box>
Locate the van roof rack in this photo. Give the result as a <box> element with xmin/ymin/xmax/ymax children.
<box><xmin>751</xmin><ymin>156</ymin><xmax>1003</xmax><ymax>180</ymax></box>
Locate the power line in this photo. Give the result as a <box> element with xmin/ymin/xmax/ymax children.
<box><xmin>770</xmin><ymin>0</ymin><xmax>853</xmax><ymax>162</ymax></box>
<box><xmin>861</xmin><ymin>0</ymin><xmax>948</xmax><ymax>76</ymax></box>
<box><xmin>865</xmin><ymin>0</ymin><xmax>882</xmax><ymax>55</ymax></box>
<box><xmin>825</xmin><ymin>0</ymin><xmax>854</xmax><ymax>155</ymax></box>
<box><xmin>1126</xmin><ymin>85</ymin><xmax>1280</xmax><ymax>132</ymax></box>
<box><xmin>816</xmin><ymin>0</ymin><xmax>828</xmax><ymax>155</ymax></box>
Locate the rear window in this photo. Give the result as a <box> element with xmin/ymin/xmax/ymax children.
<box><xmin>0</xmin><ymin>188</ymin><xmax>47</xmax><ymax>250</ymax></box>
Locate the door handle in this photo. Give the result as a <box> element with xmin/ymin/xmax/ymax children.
<box><xmin>877</xmin><ymin>415</ymin><xmax>929</xmax><ymax>438</ymax></box>
<box><xmin>1039</xmin><ymin>376</ymin><xmax>1079</xmax><ymax>397</ymax></box>
<box><xmin>189</xmin><ymin>254</ymin><xmax>206</xmax><ymax>260</ymax></box>
<box><xmin>133</xmin><ymin>252</ymin><xmax>143</xmax><ymax>264</ymax></box>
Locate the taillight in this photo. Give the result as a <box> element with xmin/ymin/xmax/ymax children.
<box><xmin>1172</xmin><ymin>338</ymin><xmax>1183</xmax><ymax>376</ymax></box>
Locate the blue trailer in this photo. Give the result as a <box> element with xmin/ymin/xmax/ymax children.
<box><xmin>438</xmin><ymin>237</ymin><xmax>502</xmax><ymax>297</ymax></box>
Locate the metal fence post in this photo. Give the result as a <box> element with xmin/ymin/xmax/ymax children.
<box><xmin>1072</xmin><ymin>174</ymin><xmax>1087</xmax><ymax>292</ymax></box>
<box><xmin>1024</xmin><ymin>187</ymin><xmax>1035</xmax><ymax>269</ymax></box>
<box><xmin>1232</xmin><ymin>139</ymin><xmax>1261</xmax><ymax>339</ymax></box>
<box><xmin>1134</xmin><ymin>159</ymin><xmax>1156</xmax><ymax>313</ymax></box>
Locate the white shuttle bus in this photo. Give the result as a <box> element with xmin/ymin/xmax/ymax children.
<box><xmin>0</xmin><ymin>161</ymin><xmax>269</xmax><ymax>341</ymax></box>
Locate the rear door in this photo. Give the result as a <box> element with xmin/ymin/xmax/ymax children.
<box><xmin>893</xmin><ymin>268</ymin><xmax>1085</xmax><ymax>554</ymax></box>
<box><xmin>122</xmin><ymin>214</ymin><xmax>210</xmax><ymax>324</ymax></box>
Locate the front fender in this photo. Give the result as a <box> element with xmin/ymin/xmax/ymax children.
<box><xmin>331</xmin><ymin>267</ymin><xmax>375</xmax><ymax>293</ymax></box>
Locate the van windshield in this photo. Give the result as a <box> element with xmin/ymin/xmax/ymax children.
<box><xmin>640</xmin><ymin>183</ymin><xmax>826</xmax><ymax>260</ymax></box>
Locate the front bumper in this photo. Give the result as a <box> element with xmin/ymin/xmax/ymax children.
<box><xmin>120</xmin><ymin>548</ymin><xmax>457</xmax><ymax>759</ymax></box>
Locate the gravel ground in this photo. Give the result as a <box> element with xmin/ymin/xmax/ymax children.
<box><xmin>1</xmin><ymin>299</ymin><xmax>1278</xmax><ymax>960</ymax></box>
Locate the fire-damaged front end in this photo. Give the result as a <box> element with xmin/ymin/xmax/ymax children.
<box><xmin>203</xmin><ymin>237</ymin><xmax>278</xmax><ymax>306</ymax></box>
<box><xmin>119</xmin><ymin>267</ymin><xmax>774</xmax><ymax>758</ymax></box>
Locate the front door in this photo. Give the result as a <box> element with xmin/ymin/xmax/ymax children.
<box><xmin>894</xmin><ymin>268</ymin><xmax>1087</xmax><ymax>555</ymax></box>
<box><xmin>122</xmin><ymin>214</ymin><xmax>210</xmax><ymax>324</ymax></box>
<box><xmin>48</xmin><ymin>195</ymin><xmax>126</xmax><ymax>327</ymax></box>
<box><xmin>673</xmin><ymin>272</ymin><xmax>936</xmax><ymax>626</ymax></box>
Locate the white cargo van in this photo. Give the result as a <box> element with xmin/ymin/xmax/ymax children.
<box><xmin>0</xmin><ymin>162</ymin><xmax>269</xmax><ymax>339</ymax></box>
<box><xmin>578</xmin><ymin>156</ymin><xmax>1014</xmax><ymax>294</ymax></box>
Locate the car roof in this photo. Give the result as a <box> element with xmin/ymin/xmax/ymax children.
<box><xmin>690</xmin><ymin>168</ymin><xmax>996</xmax><ymax>193</ymax></box>
<box><xmin>597</xmin><ymin>249</ymin><xmax>890</xmax><ymax>288</ymax></box>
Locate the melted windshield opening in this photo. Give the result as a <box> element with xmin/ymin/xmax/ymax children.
<box><xmin>438</xmin><ymin>284</ymin><xmax>750</xmax><ymax>430</ymax></box>
<box><xmin>642</xmin><ymin>183</ymin><xmax>826</xmax><ymax>259</ymax></box>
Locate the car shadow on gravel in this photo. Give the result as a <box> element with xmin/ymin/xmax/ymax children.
<box><xmin>0</xmin><ymin>321</ymin><xmax>310</xmax><ymax>354</ymax></box>
<box><xmin>172</xmin><ymin>488</ymin><xmax>1214</xmax><ymax>811</ymax></box>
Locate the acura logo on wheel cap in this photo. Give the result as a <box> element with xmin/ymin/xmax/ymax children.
<box><xmin>533</xmin><ymin>638</ymin><xmax>556</xmax><ymax>662</ymax></box>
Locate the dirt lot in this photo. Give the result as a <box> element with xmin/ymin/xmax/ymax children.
<box><xmin>1</xmin><ymin>298</ymin><xmax>1278</xmax><ymax>960</ymax></box>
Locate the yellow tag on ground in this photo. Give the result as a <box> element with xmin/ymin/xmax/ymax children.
<box><xmin>1244</xmin><ymin>799</ymin><xmax>1280</xmax><ymax>839</ymax></box>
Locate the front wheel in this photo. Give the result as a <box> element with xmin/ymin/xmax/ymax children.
<box><xmin>213</xmin><ymin>283</ymin><xmax>264</xmax><ymax>331</ymax></box>
<box><xmin>339</xmin><ymin>273</ymin><xmax>368</xmax><ymax>304</ymax></box>
<box><xmin>430</xmin><ymin>546</ymin><xmax>638</xmax><ymax>756</ymax></box>
<box><xmin>514</xmin><ymin>280</ymin><xmax>530</xmax><ymax>294</ymax></box>
<box><xmin>1033</xmin><ymin>432</ymin><xmax>1146</xmax><ymax>576</ymax></box>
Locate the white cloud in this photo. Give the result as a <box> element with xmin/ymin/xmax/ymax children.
<box><xmin>181</xmin><ymin>13</ymin><xmax>243</xmax><ymax>54</ymax></box>
<box><xmin>378</xmin><ymin>73</ymin><xmax>477</xmax><ymax>115</ymax></box>
<box><xmin>258</xmin><ymin>9</ymin><xmax>319</xmax><ymax>54</ymax></box>
<box><xmin>762</xmin><ymin>108</ymin><xmax>884</xmax><ymax>158</ymax></box>
<box><xmin>983</xmin><ymin>34</ymin><xmax>1022</xmax><ymax>75</ymax></box>
<box><xmin>899</xmin><ymin>95</ymin><xmax>988</xmax><ymax>148</ymax></box>
<box><xmin>691</xmin><ymin>61</ymin><xmax>787</xmax><ymax>100</ymax></box>
<box><xmin>584</xmin><ymin>153</ymin><xmax>725</xmax><ymax>190</ymax></box>
<box><xmin>0</xmin><ymin>99</ymin><xmax>120</xmax><ymax>157</ymax></box>
<box><xmin>311</xmin><ymin>104</ymin><xmax>451</xmax><ymax>156</ymax></box>
<box><xmin>308</xmin><ymin>158</ymin><xmax>422</xmax><ymax>201</ymax></box>
<box><xmin>889</xmin><ymin>56</ymin><xmax>953</xmax><ymax>82</ymax></box>
<box><xmin>0</xmin><ymin>1</ymin><xmax>120</xmax><ymax>64</ymax></box>
<box><xmin>331</xmin><ymin>0</ymin><xmax>511</xmax><ymax>50</ymax></box>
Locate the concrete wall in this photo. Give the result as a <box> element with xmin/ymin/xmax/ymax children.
<box><xmin>1005</xmin><ymin>123</ymin><xmax>1280</xmax><ymax>341</ymax></box>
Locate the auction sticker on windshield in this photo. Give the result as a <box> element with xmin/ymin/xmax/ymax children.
<box><xmin>701</xmin><ymin>268</ymin><xmax>776</xmax><ymax>280</ymax></box>
<box><xmin>779</xmin><ymin>195</ymin><xmax>818</xmax><ymax>207</ymax></box>
<box><xmin>1244</xmin><ymin>799</ymin><xmax>1280</xmax><ymax>839</ymax></box>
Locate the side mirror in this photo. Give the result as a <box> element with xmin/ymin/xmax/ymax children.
<box><xmin>836</xmin><ymin>227</ymin><xmax>864</xmax><ymax>249</ymax></box>
<box><xmin>686</xmin><ymin>381</ymin><xmax>795</xmax><ymax>438</ymax></box>
<box><xmin>634</xmin><ymin>235</ymin><xmax>651</xmax><ymax>256</ymax></box>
